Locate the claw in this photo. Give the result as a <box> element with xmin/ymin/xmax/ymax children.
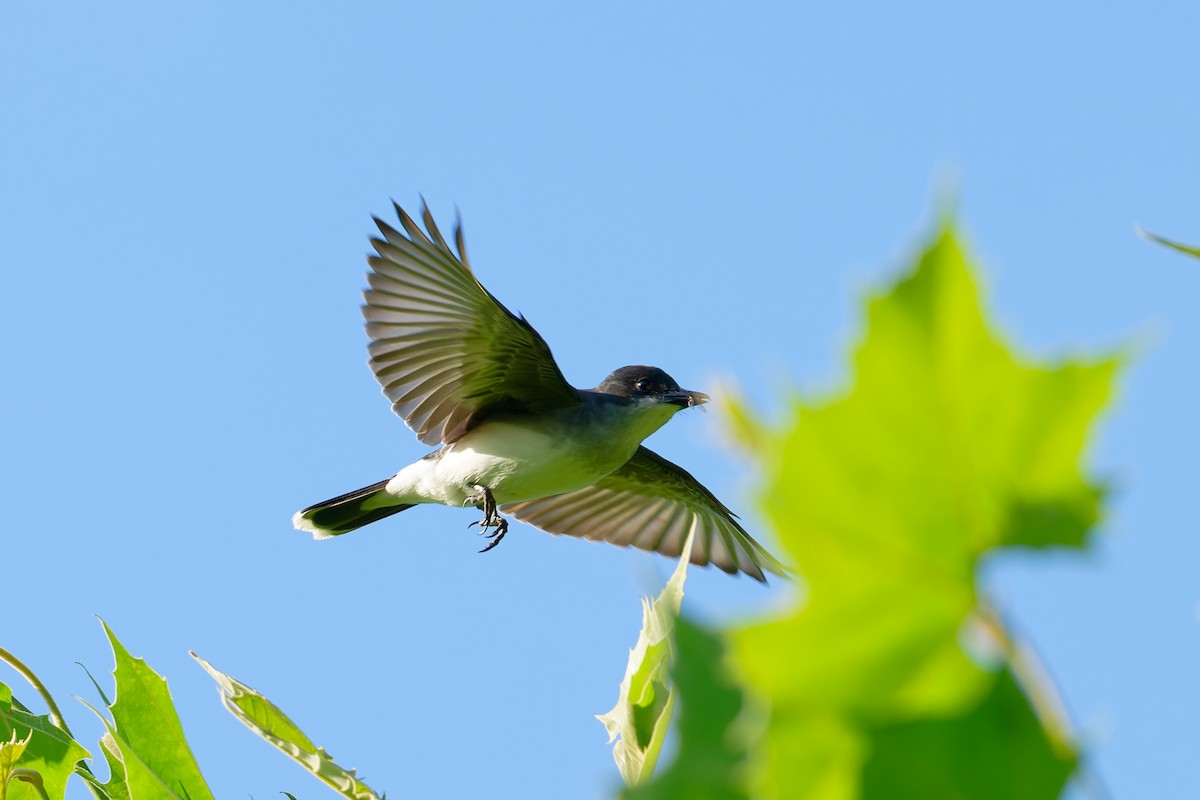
<box><xmin>470</xmin><ymin>484</ymin><xmax>509</xmax><ymax>553</ymax></box>
<box><xmin>478</xmin><ymin>518</ymin><xmax>508</xmax><ymax>553</ymax></box>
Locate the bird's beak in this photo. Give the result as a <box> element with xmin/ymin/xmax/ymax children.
<box><xmin>666</xmin><ymin>389</ymin><xmax>710</xmax><ymax>409</ymax></box>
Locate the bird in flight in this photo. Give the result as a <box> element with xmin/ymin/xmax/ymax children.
<box><xmin>293</xmin><ymin>202</ymin><xmax>786</xmax><ymax>581</ymax></box>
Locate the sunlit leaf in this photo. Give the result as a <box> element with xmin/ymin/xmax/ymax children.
<box><xmin>597</xmin><ymin>529</ymin><xmax>695</xmax><ymax>787</ymax></box>
<box><xmin>0</xmin><ymin>729</ymin><xmax>31</xmax><ymax>771</ymax></box>
<box><xmin>77</xmin><ymin>708</ymin><xmax>187</xmax><ymax>800</ymax></box>
<box><xmin>0</xmin><ymin>681</ymin><xmax>89</xmax><ymax>800</ymax></box>
<box><xmin>1</xmin><ymin>729</ymin><xmax>33</xmax><ymax>792</ymax></box>
<box><xmin>622</xmin><ymin>617</ymin><xmax>757</xmax><ymax>800</ymax></box>
<box><xmin>74</xmin><ymin>732</ymin><xmax>129</xmax><ymax>800</ymax></box>
<box><xmin>191</xmin><ymin>655</ymin><xmax>381</xmax><ymax>800</ymax></box>
<box><xmin>100</xmin><ymin>620</ymin><xmax>213</xmax><ymax>800</ymax></box>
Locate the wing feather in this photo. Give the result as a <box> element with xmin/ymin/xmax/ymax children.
<box><xmin>362</xmin><ymin>202</ymin><xmax>579</xmax><ymax>444</ymax></box>
<box><xmin>501</xmin><ymin>446</ymin><xmax>789</xmax><ymax>582</ymax></box>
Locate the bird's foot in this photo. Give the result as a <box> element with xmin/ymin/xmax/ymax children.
<box><xmin>467</xmin><ymin>484</ymin><xmax>509</xmax><ymax>553</ymax></box>
<box><xmin>477</xmin><ymin>518</ymin><xmax>508</xmax><ymax>553</ymax></box>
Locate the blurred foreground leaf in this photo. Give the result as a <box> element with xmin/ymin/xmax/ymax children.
<box><xmin>861</xmin><ymin>668</ymin><xmax>1073</xmax><ymax>799</ymax></box>
<box><xmin>192</xmin><ymin>654</ymin><xmax>381</xmax><ymax>800</ymax></box>
<box><xmin>598</xmin><ymin>530</ymin><xmax>695</xmax><ymax>787</ymax></box>
<box><xmin>718</xmin><ymin>222</ymin><xmax>1116</xmax><ymax>797</ymax></box>
<box><xmin>1137</xmin><ymin>225</ymin><xmax>1200</xmax><ymax>259</ymax></box>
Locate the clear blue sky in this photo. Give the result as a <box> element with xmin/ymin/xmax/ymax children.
<box><xmin>2</xmin><ymin>2</ymin><xmax>1197</xmax><ymax>797</ymax></box>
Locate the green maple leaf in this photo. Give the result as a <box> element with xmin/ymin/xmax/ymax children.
<box><xmin>720</xmin><ymin>221</ymin><xmax>1119</xmax><ymax>798</ymax></box>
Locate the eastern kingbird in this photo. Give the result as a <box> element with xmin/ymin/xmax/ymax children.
<box><xmin>293</xmin><ymin>202</ymin><xmax>786</xmax><ymax>581</ymax></box>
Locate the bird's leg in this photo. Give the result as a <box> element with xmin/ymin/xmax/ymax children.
<box><xmin>467</xmin><ymin>484</ymin><xmax>509</xmax><ymax>553</ymax></box>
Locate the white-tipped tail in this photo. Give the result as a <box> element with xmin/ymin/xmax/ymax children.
<box><xmin>293</xmin><ymin>479</ymin><xmax>415</xmax><ymax>538</ymax></box>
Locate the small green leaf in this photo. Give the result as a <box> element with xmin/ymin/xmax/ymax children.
<box><xmin>0</xmin><ymin>682</ymin><xmax>89</xmax><ymax>800</ymax></box>
<box><xmin>74</xmin><ymin>732</ymin><xmax>129</xmax><ymax>800</ymax></box>
<box><xmin>99</xmin><ymin>620</ymin><xmax>213</xmax><ymax>800</ymax></box>
<box><xmin>715</xmin><ymin>379</ymin><xmax>769</xmax><ymax>455</ymax></box>
<box><xmin>70</xmin><ymin>666</ymin><xmax>125</xmax><ymax>800</ymax></box>
<box><xmin>622</xmin><ymin>618</ymin><xmax>757</xmax><ymax>800</ymax></box>
<box><xmin>191</xmin><ymin>655</ymin><xmax>381</xmax><ymax>800</ymax></box>
<box><xmin>1</xmin><ymin>730</ymin><xmax>33</xmax><ymax>791</ymax></box>
<box><xmin>1136</xmin><ymin>225</ymin><xmax>1200</xmax><ymax>259</ymax></box>
<box><xmin>597</xmin><ymin>529</ymin><xmax>695</xmax><ymax>787</ymax></box>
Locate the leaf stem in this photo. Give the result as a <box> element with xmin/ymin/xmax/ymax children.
<box><xmin>0</xmin><ymin>646</ymin><xmax>72</xmax><ymax>737</ymax></box>
<box><xmin>976</xmin><ymin>601</ymin><xmax>1074</xmax><ymax>755</ymax></box>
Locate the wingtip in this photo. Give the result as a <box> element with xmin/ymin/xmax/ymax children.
<box><xmin>370</xmin><ymin>213</ymin><xmax>404</xmax><ymax>254</ymax></box>
<box><xmin>728</xmin><ymin>557</ymin><xmax>768</xmax><ymax>583</ymax></box>
<box><xmin>391</xmin><ymin>200</ymin><xmax>426</xmax><ymax>242</ymax></box>
<box><xmin>420</xmin><ymin>199</ymin><xmax>452</xmax><ymax>251</ymax></box>
<box><xmin>760</xmin><ymin>555</ymin><xmax>796</xmax><ymax>583</ymax></box>
<box><xmin>722</xmin><ymin>532</ymin><xmax>791</xmax><ymax>584</ymax></box>
<box><xmin>453</xmin><ymin>205</ymin><xmax>469</xmax><ymax>265</ymax></box>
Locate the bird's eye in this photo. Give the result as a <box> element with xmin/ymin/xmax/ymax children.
<box><xmin>635</xmin><ymin>378</ymin><xmax>653</xmax><ymax>392</ymax></box>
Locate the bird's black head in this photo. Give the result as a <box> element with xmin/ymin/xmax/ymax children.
<box><xmin>594</xmin><ymin>365</ymin><xmax>709</xmax><ymax>408</ymax></box>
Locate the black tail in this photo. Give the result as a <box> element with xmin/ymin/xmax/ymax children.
<box><xmin>293</xmin><ymin>479</ymin><xmax>415</xmax><ymax>538</ymax></box>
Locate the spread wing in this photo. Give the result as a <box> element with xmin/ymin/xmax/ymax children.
<box><xmin>500</xmin><ymin>447</ymin><xmax>789</xmax><ymax>582</ymax></box>
<box><xmin>363</xmin><ymin>202</ymin><xmax>580</xmax><ymax>445</ymax></box>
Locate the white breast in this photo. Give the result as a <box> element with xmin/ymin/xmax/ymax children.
<box><xmin>437</xmin><ymin>420</ymin><xmax>631</xmax><ymax>504</ymax></box>
<box><xmin>384</xmin><ymin>399</ymin><xmax>678</xmax><ymax>508</ymax></box>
